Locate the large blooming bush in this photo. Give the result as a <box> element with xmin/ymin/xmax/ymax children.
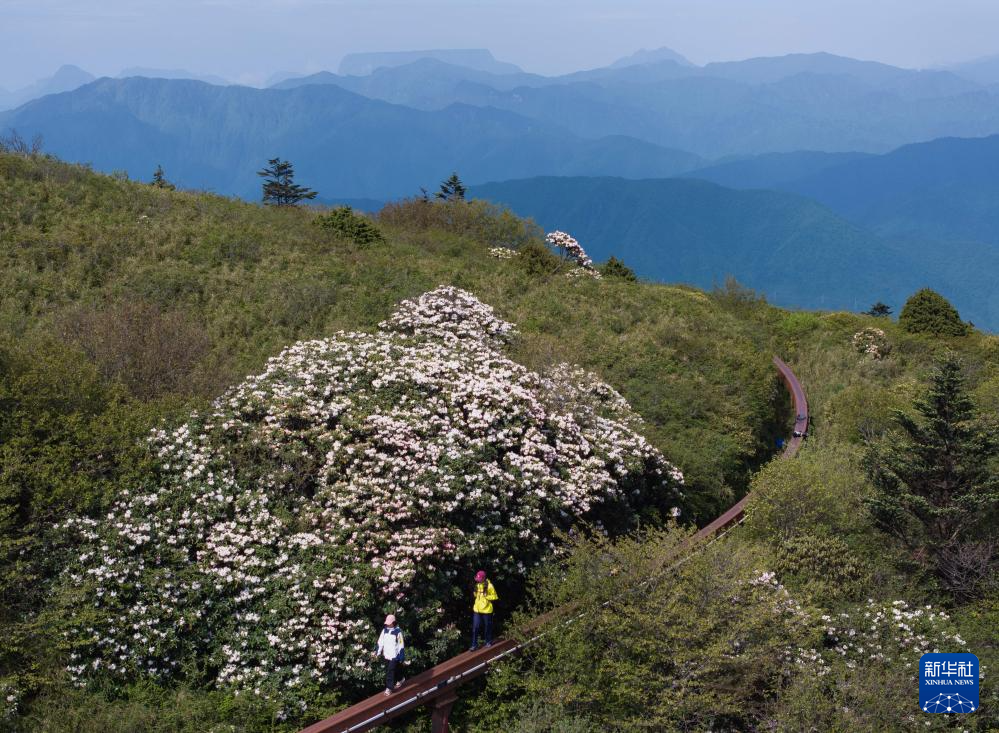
<box><xmin>58</xmin><ymin>286</ymin><xmax>683</xmax><ymax>712</ymax></box>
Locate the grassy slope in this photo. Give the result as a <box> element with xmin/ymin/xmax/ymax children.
<box><xmin>0</xmin><ymin>153</ymin><xmax>781</xmax><ymax>504</ymax></box>
<box><xmin>2</xmin><ymin>153</ymin><xmax>997</xmax><ymax>731</ymax></box>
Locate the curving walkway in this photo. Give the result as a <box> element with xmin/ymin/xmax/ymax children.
<box><xmin>300</xmin><ymin>355</ymin><xmax>808</xmax><ymax>733</ymax></box>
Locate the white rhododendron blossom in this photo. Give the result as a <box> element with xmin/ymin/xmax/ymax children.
<box><xmin>60</xmin><ymin>286</ymin><xmax>683</xmax><ymax>707</ymax></box>
<box><xmin>746</xmin><ymin>574</ymin><xmax>973</xmax><ymax>684</ymax></box>
<box><xmin>545</xmin><ymin>230</ymin><xmax>600</xmax><ymax>277</ymax></box>
<box><xmin>819</xmin><ymin>599</ymin><xmax>969</xmax><ymax>671</ymax></box>
<box><xmin>852</xmin><ymin>327</ymin><xmax>891</xmax><ymax>359</ymax></box>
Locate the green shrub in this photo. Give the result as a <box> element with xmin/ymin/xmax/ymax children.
<box><xmin>774</xmin><ymin>533</ymin><xmax>870</xmax><ymax>601</ymax></box>
<box><xmin>515</xmin><ymin>241</ymin><xmax>561</xmax><ymax>277</ymax></box>
<box><xmin>314</xmin><ymin>206</ymin><xmax>384</xmax><ymax>246</ymax></box>
<box><xmin>600</xmin><ymin>256</ymin><xmax>637</xmax><ymax>281</ymax></box>
<box><xmin>378</xmin><ymin>198</ymin><xmax>541</xmax><ymax>248</ymax></box>
<box><xmin>899</xmin><ymin>287</ymin><xmax>968</xmax><ymax>336</ymax></box>
<box><xmin>745</xmin><ymin>444</ymin><xmax>870</xmax><ymax>541</ymax></box>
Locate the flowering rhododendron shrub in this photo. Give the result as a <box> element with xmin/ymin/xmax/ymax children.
<box><xmin>545</xmin><ymin>230</ymin><xmax>600</xmax><ymax>278</ymax></box>
<box><xmin>59</xmin><ymin>286</ymin><xmax>683</xmax><ymax>710</ymax></box>
<box><xmin>851</xmin><ymin>327</ymin><xmax>891</xmax><ymax>359</ymax></box>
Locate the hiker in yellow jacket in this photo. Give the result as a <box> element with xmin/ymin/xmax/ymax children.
<box><xmin>469</xmin><ymin>569</ymin><xmax>499</xmax><ymax>651</ymax></box>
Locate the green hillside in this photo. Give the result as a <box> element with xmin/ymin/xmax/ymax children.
<box><xmin>1</xmin><ymin>153</ymin><xmax>997</xmax><ymax>731</ymax></box>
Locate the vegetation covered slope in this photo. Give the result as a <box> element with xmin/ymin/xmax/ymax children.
<box><xmin>1</xmin><ymin>153</ymin><xmax>996</xmax><ymax>731</ymax></box>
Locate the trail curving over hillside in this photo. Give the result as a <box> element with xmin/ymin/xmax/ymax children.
<box><xmin>300</xmin><ymin>355</ymin><xmax>809</xmax><ymax>733</ymax></box>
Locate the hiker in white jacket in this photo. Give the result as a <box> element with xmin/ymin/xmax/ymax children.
<box><xmin>372</xmin><ymin>614</ymin><xmax>405</xmax><ymax>695</ymax></box>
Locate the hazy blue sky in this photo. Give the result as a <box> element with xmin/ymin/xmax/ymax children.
<box><xmin>3</xmin><ymin>0</ymin><xmax>999</xmax><ymax>88</ymax></box>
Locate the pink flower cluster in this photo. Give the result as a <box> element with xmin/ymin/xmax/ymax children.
<box><xmin>545</xmin><ymin>230</ymin><xmax>600</xmax><ymax>278</ymax></box>
<box><xmin>58</xmin><ymin>286</ymin><xmax>683</xmax><ymax>711</ymax></box>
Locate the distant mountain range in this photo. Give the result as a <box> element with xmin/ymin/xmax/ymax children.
<box><xmin>685</xmin><ymin>134</ymin><xmax>999</xmax><ymax>249</ymax></box>
<box><xmin>470</xmin><ymin>175</ymin><xmax>999</xmax><ymax>330</ymax></box>
<box><xmin>268</xmin><ymin>51</ymin><xmax>999</xmax><ymax>156</ymax></box>
<box><xmin>8</xmin><ymin>49</ymin><xmax>999</xmax><ymax>156</ymax></box>
<box><xmin>0</xmin><ymin>77</ymin><xmax>702</xmax><ymax>198</ymax></box>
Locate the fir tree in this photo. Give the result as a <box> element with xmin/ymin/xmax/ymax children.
<box><xmin>865</xmin><ymin>301</ymin><xmax>891</xmax><ymax>317</ymax></box>
<box><xmin>257</xmin><ymin>158</ymin><xmax>318</xmax><ymax>206</ymax></box>
<box><xmin>435</xmin><ymin>172</ymin><xmax>466</xmax><ymax>201</ymax></box>
<box><xmin>151</xmin><ymin>164</ymin><xmax>175</xmax><ymax>190</ymax></box>
<box><xmin>866</xmin><ymin>354</ymin><xmax>998</xmax><ymax>598</ymax></box>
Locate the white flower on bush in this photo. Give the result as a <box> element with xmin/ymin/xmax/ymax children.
<box><xmin>0</xmin><ymin>679</ymin><xmax>18</xmax><ymax>721</ymax></box>
<box><xmin>852</xmin><ymin>328</ymin><xmax>891</xmax><ymax>359</ymax></box>
<box><xmin>546</xmin><ymin>230</ymin><xmax>600</xmax><ymax>278</ymax></box>
<box><xmin>743</xmin><ymin>574</ymin><xmax>972</xmax><ymax>687</ymax></box>
<box><xmin>488</xmin><ymin>246</ymin><xmax>515</xmax><ymax>259</ymax></box>
<box><xmin>59</xmin><ymin>286</ymin><xmax>683</xmax><ymax>708</ymax></box>
<box><xmin>822</xmin><ymin>599</ymin><xmax>968</xmax><ymax>670</ymax></box>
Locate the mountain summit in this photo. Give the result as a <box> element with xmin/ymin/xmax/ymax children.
<box><xmin>610</xmin><ymin>47</ymin><xmax>694</xmax><ymax>68</ymax></box>
<box><xmin>338</xmin><ymin>49</ymin><xmax>522</xmax><ymax>76</ymax></box>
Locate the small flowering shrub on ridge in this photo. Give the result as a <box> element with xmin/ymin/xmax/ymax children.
<box><xmin>58</xmin><ymin>286</ymin><xmax>683</xmax><ymax>712</ymax></box>
<box><xmin>545</xmin><ymin>230</ymin><xmax>601</xmax><ymax>278</ymax></box>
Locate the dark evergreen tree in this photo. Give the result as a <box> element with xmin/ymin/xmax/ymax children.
<box><xmin>866</xmin><ymin>354</ymin><xmax>998</xmax><ymax>598</ymax></box>
<box><xmin>601</xmin><ymin>256</ymin><xmax>638</xmax><ymax>281</ymax></box>
<box><xmin>257</xmin><ymin>158</ymin><xmax>317</xmax><ymax>206</ymax></box>
<box><xmin>865</xmin><ymin>301</ymin><xmax>891</xmax><ymax>317</ymax></box>
<box><xmin>151</xmin><ymin>164</ymin><xmax>175</xmax><ymax>191</ymax></box>
<box><xmin>435</xmin><ymin>172</ymin><xmax>466</xmax><ymax>201</ymax></box>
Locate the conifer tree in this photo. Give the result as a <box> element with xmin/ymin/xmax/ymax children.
<box><xmin>435</xmin><ymin>172</ymin><xmax>466</xmax><ymax>201</ymax></box>
<box><xmin>865</xmin><ymin>301</ymin><xmax>891</xmax><ymax>317</ymax></box>
<box><xmin>151</xmin><ymin>164</ymin><xmax>175</xmax><ymax>190</ymax></box>
<box><xmin>257</xmin><ymin>158</ymin><xmax>318</xmax><ymax>206</ymax></box>
<box><xmin>866</xmin><ymin>354</ymin><xmax>998</xmax><ymax>597</ymax></box>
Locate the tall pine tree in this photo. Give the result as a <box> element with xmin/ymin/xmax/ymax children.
<box><xmin>866</xmin><ymin>354</ymin><xmax>998</xmax><ymax>598</ymax></box>
<box><xmin>435</xmin><ymin>172</ymin><xmax>466</xmax><ymax>201</ymax></box>
<box><xmin>257</xmin><ymin>158</ymin><xmax>317</xmax><ymax>206</ymax></box>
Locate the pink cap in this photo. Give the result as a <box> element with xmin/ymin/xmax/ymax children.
<box><xmin>384</xmin><ymin>614</ymin><xmax>396</xmax><ymax>626</ymax></box>
<box><xmin>475</xmin><ymin>570</ymin><xmax>486</xmax><ymax>582</ymax></box>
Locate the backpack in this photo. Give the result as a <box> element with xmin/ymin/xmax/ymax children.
<box><xmin>389</xmin><ymin>626</ymin><xmax>405</xmax><ymax>662</ymax></box>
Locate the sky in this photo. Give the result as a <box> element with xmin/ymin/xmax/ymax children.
<box><xmin>2</xmin><ymin>0</ymin><xmax>999</xmax><ymax>89</ymax></box>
